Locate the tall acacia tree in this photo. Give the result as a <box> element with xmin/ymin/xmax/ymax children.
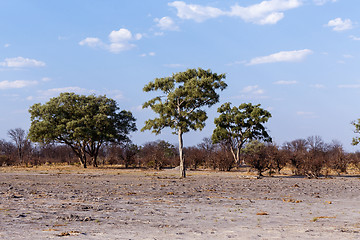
<box><xmin>142</xmin><ymin>68</ymin><xmax>227</xmax><ymax>178</ymax></box>
<box><xmin>212</xmin><ymin>102</ymin><xmax>271</xmax><ymax>166</ymax></box>
<box><xmin>28</xmin><ymin>92</ymin><xmax>137</xmax><ymax>168</ymax></box>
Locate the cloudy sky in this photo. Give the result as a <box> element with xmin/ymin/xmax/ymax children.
<box><xmin>1</xmin><ymin>0</ymin><xmax>360</xmax><ymax>150</ymax></box>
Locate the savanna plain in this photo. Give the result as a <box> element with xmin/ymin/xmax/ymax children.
<box><xmin>1</xmin><ymin>166</ymin><xmax>360</xmax><ymax>240</ymax></box>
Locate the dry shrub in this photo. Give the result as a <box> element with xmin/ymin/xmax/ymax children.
<box><xmin>244</xmin><ymin>141</ymin><xmax>269</xmax><ymax>177</ymax></box>
<box><xmin>184</xmin><ymin>146</ymin><xmax>206</xmax><ymax>170</ymax></box>
<box><xmin>266</xmin><ymin>143</ymin><xmax>287</xmax><ymax>175</ymax></box>
<box><xmin>138</xmin><ymin>140</ymin><xmax>177</xmax><ymax>169</ymax></box>
<box><xmin>213</xmin><ymin>145</ymin><xmax>235</xmax><ymax>171</ymax></box>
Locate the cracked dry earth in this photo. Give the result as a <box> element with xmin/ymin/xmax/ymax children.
<box><xmin>0</xmin><ymin>168</ymin><xmax>360</xmax><ymax>239</ymax></box>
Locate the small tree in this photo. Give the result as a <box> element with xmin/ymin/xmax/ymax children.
<box><xmin>28</xmin><ymin>92</ymin><xmax>137</xmax><ymax>168</ymax></box>
<box><xmin>142</xmin><ymin>68</ymin><xmax>227</xmax><ymax>177</ymax></box>
<box><xmin>212</xmin><ymin>102</ymin><xmax>271</xmax><ymax>166</ymax></box>
<box><xmin>213</xmin><ymin>142</ymin><xmax>235</xmax><ymax>171</ymax></box>
<box><xmin>0</xmin><ymin>139</ymin><xmax>16</xmax><ymax>166</ymax></box>
<box><xmin>139</xmin><ymin>140</ymin><xmax>177</xmax><ymax>169</ymax></box>
<box><xmin>266</xmin><ymin>143</ymin><xmax>286</xmax><ymax>175</ymax></box>
<box><xmin>305</xmin><ymin>136</ymin><xmax>326</xmax><ymax>178</ymax></box>
<box><xmin>184</xmin><ymin>146</ymin><xmax>206</xmax><ymax>170</ymax></box>
<box><xmin>283</xmin><ymin>139</ymin><xmax>308</xmax><ymax>175</ymax></box>
<box><xmin>118</xmin><ymin>143</ymin><xmax>139</xmax><ymax>168</ymax></box>
<box><xmin>244</xmin><ymin>140</ymin><xmax>269</xmax><ymax>177</ymax></box>
<box><xmin>7</xmin><ymin>128</ymin><xmax>30</xmax><ymax>165</ymax></box>
<box><xmin>327</xmin><ymin>140</ymin><xmax>348</xmax><ymax>175</ymax></box>
<box><xmin>198</xmin><ymin>137</ymin><xmax>217</xmax><ymax>170</ymax></box>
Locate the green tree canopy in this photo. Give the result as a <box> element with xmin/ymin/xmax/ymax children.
<box><xmin>212</xmin><ymin>102</ymin><xmax>271</xmax><ymax>166</ymax></box>
<box><xmin>352</xmin><ymin>119</ymin><xmax>360</xmax><ymax>146</ymax></box>
<box><xmin>142</xmin><ymin>68</ymin><xmax>227</xmax><ymax>177</ymax></box>
<box><xmin>28</xmin><ymin>92</ymin><xmax>137</xmax><ymax>168</ymax></box>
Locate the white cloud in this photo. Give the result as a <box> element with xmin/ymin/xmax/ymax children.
<box><xmin>242</xmin><ymin>85</ymin><xmax>264</xmax><ymax>94</ymax></box>
<box><xmin>0</xmin><ymin>80</ymin><xmax>38</xmax><ymax>89</ymax></box>
<box><xmin>58</xmin><ymin>36</ymin><xmax>69</xmax><ymax>40</ymax></box>
<box><xmin>154</xmin><ymin>16</ymin><xmax>179</xmax><ymax>31</ymax></box>
<box><xmin>168</xmin><ymin>1</ymin><xmax>224</xmax><ymax>22</ymax></box>
<box><xmin>4</xmin><ymin>43</ymin><xmax>10</xmax><ymax>48</ymax></box>
<box><xmin>247</xmin><ymin>49</ymin><xmax>313</xmax><ymax>65</ymax></box>
<box><xmin>108</xmin><ymin>29</ymin><xmax>142</xmax><ymax>53</ymax></box>
<box><xmin>168</xmin><ymin>0</ymin><xmax>302</xmax><ymax>25</ymax></box>
<box><xmin>229</xmin><ymin>0</ymin><xmax>302</xmax><ymax>25</ymax></box>
<box><xmin>109</xmin><ymin>29</ymin><xmax>133</xmax><ymax>43</ymax></box>
<box><xmin>37</xmin><ymin>87</ymin><xmax>126</xmax><ymax>101</ymax></box>
<box><xmin>313</xmin><ymin>0</ymin><xmax>337</xmax><ymax>6</ymax></box>
<box><xmin>108</xmin><ymin>42</ymin><xmax>136</xmax><ymax>53</ymax></box>
<box><xmin>39</xmin><ymin>87</ymin><xmax>94</xmax><ymax>98</ymax></box>
<box><xmin>326</xmin><ymin>18</ymin><xmax>353</xmax><ymax>31</ymax></box>
<box><xmin>79</xmin><ymin>37</ymin><xmax>103</xmax><ymax>48</ymax></box>
<box><xmin>0</xmin><ymin>57</ymin><xmax>46</xmax><ymax>67</ymax></box>
<box><xmin>154</xmin><ymin>32</ymin><xmax>164</xmax><ymax>36</ymax></box>
<box><xmin>350</xmin><ymin>35</ymin><xmax>360</xmax><ymax>41</ymax></box>
<box><xmin>79</xmin><ymin>28</ymin><xmax>142</xmax><ymax>54</ymax></box>
<box><xmin>273</xmin><ymin>80</ymin><xmax>298</xmax><ymax>85</ymax></box>
<box><xmin>104</xmin><ymin>89</ymin><xmax>124</xmax><ymax>101</ymax></box>
<box><xmin>343</xmin><ymin>54</ymin><xmax>353</xmax><ymax>58</ymax></box>
<box><xmin>235</xmin><ymin>85</ymin><xmax>267</xmax><ymax>99</ymax></box>
<box><xmin>226</xmin><ymin>60</ymin><xmax>247</xmax><ymax>66</ymax></box>
<box><xmin>141</xmin><ymin>52</ymin><xmax>156</xmax><ymax>57</ymax></box>
<box><xmin>41</xmin><ymin>77</ymin><xmax>51</xmax><ymax>82</ymax></box>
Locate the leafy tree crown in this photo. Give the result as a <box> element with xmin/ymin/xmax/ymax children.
<box><xmin>212</xmin><ymin>102</ymin><xmax>272</xmax><ymax>145</ymax></box>
<box><xmin>28</xmin><ymin>92</ymin><xmax>137</xmax><ymax>145</ymax></box>
<box><xmin>142</xmin><ymin>68</ymin><xmax>227</xmax><ymax>134</ymax></box>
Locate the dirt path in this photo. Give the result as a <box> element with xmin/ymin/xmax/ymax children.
<box><xmin>0</xmin><ymin>168</ymin><xmax>360</xmax><ymax>239</ymax></box>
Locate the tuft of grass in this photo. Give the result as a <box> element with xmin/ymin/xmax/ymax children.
<box><xmin>282</xmin><ymin>198</ymin><xmax>302</xmax><ymax>203</ymax></box>
<box><xmin>42</xmin><ymin>229</ymin><xmax>59</xmax><ymax>232</ymax></box>
<box><xmin>311</xmin><ymin>216</ymin><xmax>336</xmax><ymax>222</ymax></box>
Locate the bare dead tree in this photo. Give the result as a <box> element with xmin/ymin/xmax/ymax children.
<box><xmin>7</xmin><ymin>128</ymin><xmax>28</xmax><ymax>165</ymax></box>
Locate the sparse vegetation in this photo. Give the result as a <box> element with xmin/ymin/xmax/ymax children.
<box><xmin>2</xmin><ymin>133</ymin><xmax>360</xmax><ymax>177</ymax></box>
<box><xmin>0</xmin><ymin>90</ymin><xmax>359</xmax><ymax>178</ymax></box>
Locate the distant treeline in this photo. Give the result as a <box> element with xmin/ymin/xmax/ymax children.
<box><xmin>1</xmin><ymin>131</ymin><xmax>360</xmax><ymax>178</ymax></box>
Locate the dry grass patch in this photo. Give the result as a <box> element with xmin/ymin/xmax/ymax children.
<box><xmin>311</xmin><ymin>216</ymin><xmax>336</xmax><ymax>222</ymax></box>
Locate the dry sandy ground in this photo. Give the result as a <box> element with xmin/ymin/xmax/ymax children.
<box><xmin>0</xmin><ymin>167</ymin><xmax>360</xmax><ymax>239</ymax></box>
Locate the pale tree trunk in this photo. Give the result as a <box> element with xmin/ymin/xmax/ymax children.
<box><xmin>229</xmin><ymin>144</ymin><xmax>241</xmax><ymax>166</ymax></box>
<box><xmin>236</xmin><ymin>147</ymin><xmax>240</xmax><ymax>165</ymax></box>
<box><xmin>80</xmin><ymin>145</ymin><xmax>87</xmax><ymax>168</ymax></box>
<box><xmin>238</xmin><ymin>142</ymin><xmax>245</xmax><ymax>166</ymax></box>
<box><xmin>230</xmin><ymin>143</ymin><xmax>243</xmax><ymax>167</ymax></box>
<box><xmin>229</xmin><ymin>145</ymin><xmax>237</xmax><ymax>164</ymax></box>
<box><xmin>178</xmin><ymin>129</ymin><xmax>186</xmax><ymax>178</ymax></box>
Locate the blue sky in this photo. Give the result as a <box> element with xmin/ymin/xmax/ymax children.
<box><xmin>1</xmin><ymin>0</ymin><xmax>360</xmax><ymax>151</ymax></box>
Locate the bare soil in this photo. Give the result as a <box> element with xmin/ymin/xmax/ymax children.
<box><xmin>0</xmin><ymin>166</ymin><xmax>360</xmax><ymax>239</ymax></box>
